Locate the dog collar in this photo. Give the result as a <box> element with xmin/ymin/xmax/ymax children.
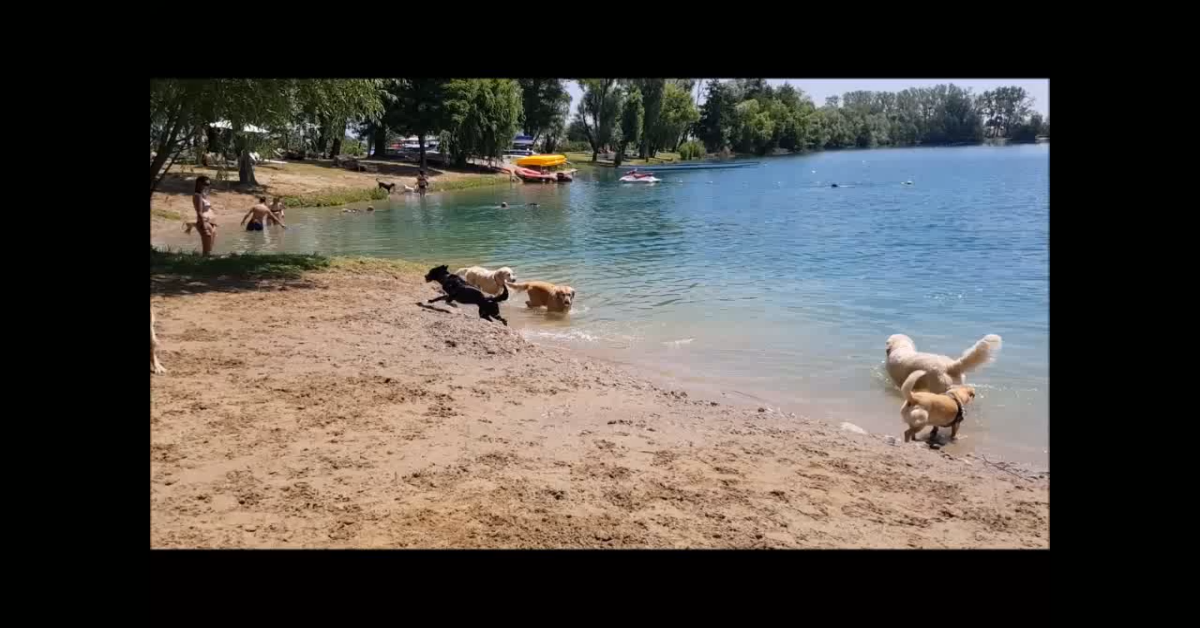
<box><xmin>943</xmin><ymin>393</ymin><xmax>965</xmax><ymax>426</ymax></box>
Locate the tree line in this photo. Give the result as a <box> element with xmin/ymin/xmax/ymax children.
<box><xmin>692</xmin><ymin>79</ymin><xmax>1048</xmax><ymax>156</ymax></box>
<box><xmin>150</xmin><ymin>78</ymin><xmax>573</xmax><ymax>201</ymax></box>
<box><xmin>151</xmin><ymin>79</ymin><xmax>1048</xmax><ymax>204</ymax></box>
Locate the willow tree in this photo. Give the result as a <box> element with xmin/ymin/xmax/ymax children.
<box><xmin>574</xmin><ymin>79</ymin><xmax>621</xmax><ymax>162</ymax></box>
<box><xmin>149</xmin><ymin>79</ymin><xmax>383</xmax><ymax>199</ymax></box>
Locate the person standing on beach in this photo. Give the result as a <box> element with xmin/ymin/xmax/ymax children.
<box><xmin>417</xmin><ymin>170</ymin><xmax>429</xmax><ymax>196</ymax></box>
<box><xmin>192</xmin><ymin>176</ymin><xmax>217</xmax><ymax>255</ymax></box>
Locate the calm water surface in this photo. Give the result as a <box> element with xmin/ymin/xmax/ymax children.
<box><xmin>159</xmin><ymin>145</ymin><xmax>1049</xmax><ymax>464</ymax></box>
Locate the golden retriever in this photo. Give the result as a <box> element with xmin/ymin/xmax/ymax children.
<box><xmin>151</xmin><ymin>306</ymin><xmax>166</xmax><ymax>374</ymax></box>
<box><xmin>885</xmin><ymin>333</ymin><xmax>1000</xmax><ymax>394</ymax></box>
<box><xmin>900</xmin><ymin>369</ymin><xmax>975</xmax><ymax>445</ymax></box>
<box><xmin>455</xmin><ymin>266</ymin><xmax>515</xmax><ymax>295</ymax></box>
<box><xmin>506</xmin><ymin>280</ymin><xmax>575</xmax><ymax>313</ymax></box>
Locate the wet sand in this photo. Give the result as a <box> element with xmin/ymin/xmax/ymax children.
<box><xmin>150</xmin><ymin>267</ymin><xmax>1048</xmax><ymax>548</ymax></box>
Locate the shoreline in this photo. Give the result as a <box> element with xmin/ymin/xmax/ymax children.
<box><xmin>150</xmin><ymin>252</ymin><xmax>1048</xmax><ymax>548</ymax></box>
<box><xmin>150</xmin><ymin>159</ymin><xmax>507</xmax><ymax>239</ymax></box>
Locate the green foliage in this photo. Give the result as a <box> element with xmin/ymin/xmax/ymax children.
<box><xmin>518</xmin><ymin>79</ymin><xmax>570</xmax><ymax>143</ymax></box>
<box><xmin>657</xmin><ymin>83</ymin><xmax>700</xmax><ymax>153</ymax></box>
<box><xmin>574</xmin><ymin>79</ymin><xmax>622</xmax><ymax>159</ymax></box>
<box><xmin>677</xmin><ymin>140</ymin><xmax>706</xmax><ymax>161</ymax></box>
<box><xmin>150</xmin><ymin>79</ymin><xmax>383</xmax><ymax>192</ymax></box>
<box><xmin>620</xmin><ymin>90</ymin><xmax>644</xmax><ymax>148</ymax></box>
<box><xmin>441</xmin><ymin>79</ymin><xmax>524</xmax><ymax>165</ymax></box>
<box><xmin>341</xmin><ymin>137</ymin><xmax>366</xmax><ymax>156</ymax></box>
<box><xmin>696</xmin><ymin>79</ymin><xmax>1038</xmax><ymax>153</ymax></box>
<box><xmin>697</xmin><ymin>80</ymin><xmax>738</xmax><ymax>153</ymax></box>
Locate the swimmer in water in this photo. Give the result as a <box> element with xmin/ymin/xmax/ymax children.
<box><xmin>527</xmin><ymin>202</ymin><xmax>539</xmax><ymax>207</ymax></box>
<box><xmin>366</xmin><ymin>205</ymin><xmax>375</xmax><ymax>212</ymax></box>
<box><xmin>831</xmin><ymin>183</ymin><xmax>839</xmax><ymax>188</ymax></box>
<box><xmin>500</xmin><ymin>202</ymin><xmax>508</xmax><ymax>208</ymax></box>
<box><xmin>241</xmin><ymin>196</ymin><xmax>286</xmax><ymax>231</ymax></box>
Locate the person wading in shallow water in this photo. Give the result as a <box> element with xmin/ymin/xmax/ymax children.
<box><xmin>417</xmin><ymin>170</ymin><xmax>429</xmax><ymax>196</ymax></box>
<box><xmin>241</xmin><ymin>196</ymin><xmax>287</xmax><ymax>232</ymax></box>
<box><xmin>192</xmin><ymin>176</ymin><xmax>218</xmax><ymax>255</ymax></box>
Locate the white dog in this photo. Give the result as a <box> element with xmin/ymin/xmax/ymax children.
<box><xmin>455</xmin><ymin>266</ymin><xmax>515</xmax><ymax>295</ymax></box>
<box><xmin>885</xmin><ymin>333</ymin><xmax>1001</xmax><ymax>394</ymax></box>
<box><xmin>151</xmin><ymin>306</ymin><xmax>166</xmax><ymax>374</ymax></box>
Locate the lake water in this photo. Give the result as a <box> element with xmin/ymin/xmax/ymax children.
<box><xmin>157</xmin><ymin>145</ymin><xmax>1049</xmax><ymax>465</ymax></box>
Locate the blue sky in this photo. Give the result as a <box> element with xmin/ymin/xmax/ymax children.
<box><xmin>565</xmin><ymin>79</ymin><xmax>1049</xmax><ymax>118</ymax></box>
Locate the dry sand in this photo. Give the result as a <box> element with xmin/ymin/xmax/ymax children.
<box><xmin>150</xmin><ymin>268</ymin><xmax>1049</xmax><ymax>548</ymax></box>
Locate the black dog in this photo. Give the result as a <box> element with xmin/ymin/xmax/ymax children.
<box><xmin>377</xmin><ymin>179</ymin><xmax>396</xmax><ymax>193</ymax></box>
<box><xmin>424</xmin><ymin>265</ymin><xmax>509</xmax><ymax>325</ymax></box>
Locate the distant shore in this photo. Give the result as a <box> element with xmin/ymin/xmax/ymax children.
<box><xmin>150</xmin><ymin>251</ymin><xmax>1048</xmax><ymax>548</ymax></box>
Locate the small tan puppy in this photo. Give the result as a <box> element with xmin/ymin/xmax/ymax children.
<box><xmin>151</xmin><ymin>306</ymin><xmax>166</xmax><ymax>374</ymax></box>
<box><xmin>900</xmin><ymin>369</ymin><xmax>975</xmax><ymax>445</ymax></box>
<box><xmin>506</xmin><ymin>280</ymin><xmax>576</xmax><ymax>313</ymax></box>
<box><xmin>886</xmin><ymin>333</ymin><xmax>1001</xmax><ymax>394</ymax></box>
<box><xmin>455</xmin><ymin>266</ymin><xmax>515</xmax><ymax>295</ymax></box>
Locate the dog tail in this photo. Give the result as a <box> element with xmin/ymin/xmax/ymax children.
<box><xmin>901</xmin><ymin>370</ymin><xmax>925</xmax><ymax>404</ymax></box>
<box><xmin>946</xmin><ymin>334</ymin><xmax>1002</xmax><ymax>376</ymax></box>
<box><xmin>490</xmin><ymin>285</ymin><xmax>510</xmax><ymax>304</ymax></box>
<box><xmin>506</xmin><ymin>281</ymin><xmax>530</xmax><ymax>292</ymax></box>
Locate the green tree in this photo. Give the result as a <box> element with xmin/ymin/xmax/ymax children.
<box><xmin>517</xmin><ymin>79</ymin><xmax>570</xmax><ymax>146</ymax></box>
<box><xmin>149</xmin><ymin>79</ymin><xmax>382</xmax><ymax>199</ymax></box>
<box><xmin>441</xmin><ymin>79</ymin><xmax>524</xmax><ymax>166</ymax></box>
<box><xmin>696</xmin><ymin>80</ymin><xmax>737</xmax><ymax>153</ymax></box>
<box><xmin>615</xmin><ymin>89</ymin><xmax>644</xmax><ymax>167</ymax></box>
<box><xmin>657</xmin><ymin>83</ymin><xmax>700</xmax><ymax>152</ymax></box>
<box><xmin>574</xmin><ymin>79</ymin><xmax>621</xmax><ymax>161</ymax></box>
<box><xmin>386</xmin><ymin>79</ymin><xmax>454</xmax><ymax>170</ymax></box>
<box><xmin>628</xmin><ymin>79</ymin><xmax>665</xmax><ymax>159</ymax></box>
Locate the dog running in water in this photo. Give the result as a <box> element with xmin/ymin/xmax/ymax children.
<box><xmin>424</xmin><ymin>265</ymin><xmax>509</xmax><ymax>325</ymax></box>
<box><xmin>900</xmin><ymin>369</ymin><xmax>975</xmax><ymax>446</ymax></box>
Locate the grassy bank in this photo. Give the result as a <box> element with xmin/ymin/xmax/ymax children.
<box><xmin>150</xmin><ymin>248</ymin><xmax>426</xmax><ymax>280</ymax></box>
<box><xmin>281</xmin><ymin>187</ymin><xmax>389</xmax><ymax>208</ymax></box>
<box><xmin>429</xmin><ymin>173</ymin><xmax>510</xmax><ymax>192</ymax></box>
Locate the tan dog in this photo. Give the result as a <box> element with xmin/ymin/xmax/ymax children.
<box><xmin>506</xmin><ymin>281</ymin><xmax>576</xmax><ymax>313</ymax></box>
<box><xmin>151</xmin><ymin>306</ymin><xmax>166</xmax><ymax>374</ymax></box>
<box><xmin>900</xmin><ymin>369</ymin><xmax>975</xmax><ymax>445</ymax></box>
<box><xmin>455</xmin><ymin>266</ymin><xmax>515</xmax><ymax>295</ymax></box>
<box><xmin>886</xmin><ymin>333</ymin><xmax>1001</xmax><ymax>394</ymax></box>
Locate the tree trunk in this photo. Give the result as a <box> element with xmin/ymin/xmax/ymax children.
<box><xmin>418</xmin><ymin>135</ymin><xmax>427</xmax><ymax>171</ymax></box>
<box><xmin>591</xmin><ymin>148</ymin><xmax>598</xmax><ymax>162</ymax></box>
<box><xmin>329</xmin><ymin>137</ymin><xmax>343</xmax><ymax>159</ymax></box>
<box><xmin>614</xmin><ymin>142</ymin><xmax>625</xmax><ymax>167</ymax></box>
<box><xmin>373</xmin><ymin>126</ymin><xmax>388</xmax><ymax>158</ymax></box>
<box><xmin>149</xmin><ymin>107</ymin><xmax>186</xmax><ymax>199</ymax></box>
<box><xmin>239</xmin><ymin>150</ymin><xmax>258</xmax><ymax>186</ymax></box>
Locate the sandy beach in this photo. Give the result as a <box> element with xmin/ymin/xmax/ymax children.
<box><xmin>150</xmin><ymin>263</ymin><xmax>1048</xmax><ymax>548</ymax></box>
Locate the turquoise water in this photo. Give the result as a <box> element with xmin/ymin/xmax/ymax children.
<box><xmin>159</xmin><ymin>145</ymin><xmax>1049</xmax><ymax>464</ymax></box>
